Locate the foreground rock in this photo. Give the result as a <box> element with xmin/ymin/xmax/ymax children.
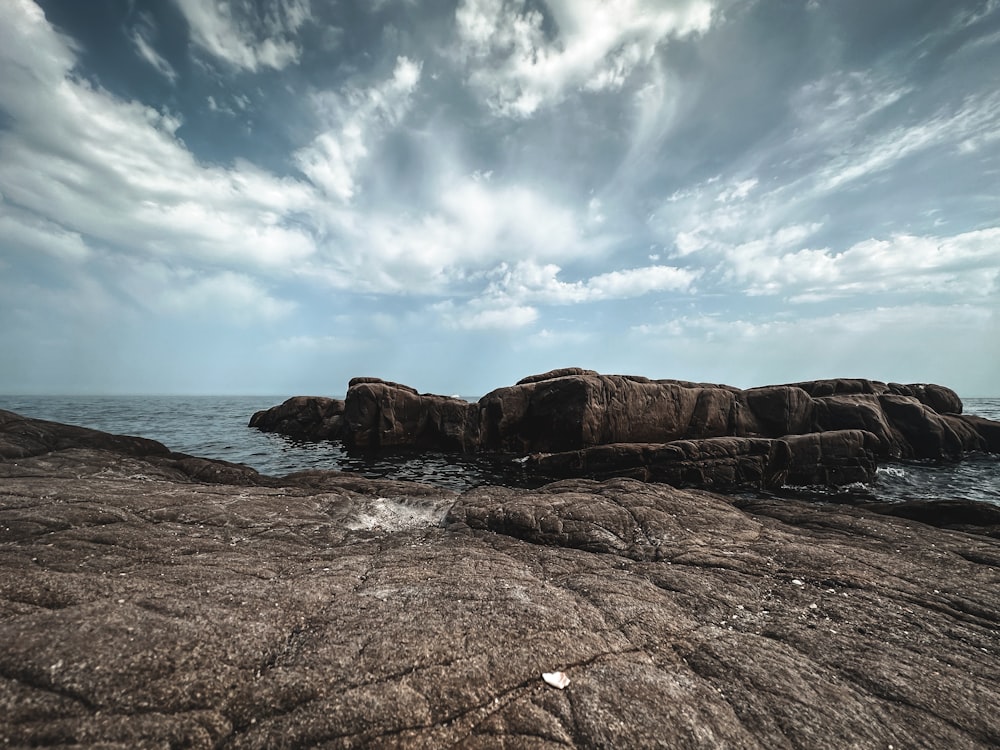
<box><xmin>2</xmin><ymin>410</ymin><xmax>1000</xmax><ymax>748</ymax></box>
<box><xmin>251</xmin><ymin>369</ymin><xmax>999</xmax><ymax>490</ymax></box>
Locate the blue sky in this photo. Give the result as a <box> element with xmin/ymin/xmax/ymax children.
<box><xmin>1</xmin><ymin>0</ymin><xmax>998</xmax><ymax>396</ymax></box>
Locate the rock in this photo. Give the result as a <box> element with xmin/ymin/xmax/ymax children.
<box><xmin>960</xmin><ymin>414</ymin><xmax>1000</xmax><ymax>453</ymax></box>
<box><xmin>478</xmin><ymin>373</ymin><xmax>741</xmax><ymax>454</ymax></box>
<box><xmin>887</xmin><ymin>382</ymin><xmax>964</xmax><ymax>415</ymax></box>
<box><xmin>878</xmin><ymin>395</ymin><xmax>983</xmax><ymax>459</ymax></box>
<box><xmin>0</xmin><ymin>408</ymin><xmax>171</xmax><ymax>461</ymax></box>
<box><xmin>527</xmin><ymin>430</ymin><xmax>878</xmax><ymax>490</ymax></box>
<box><xmin>343</xmin><ymin>378</ymin><xmax>478</xmax><ymax>451</ymax></box>
<box><xmin>740</xmin><ymin>385</ymin><xmax>815</xmax><ymax>437</ymax></box>
<box><xmin>812</xmin><ymin>394</ymin><xmax>901</xmax><ymax>457</ymax></box>
<box><xmin>860</xmin><ymin>498</ymin><xmax>1000</xmax><ymax>538</ymax></box>
<box><xmin>248</xmin><ymin>396</ymin><xmax>345</xmax><ymax>441</ymax></box>
<box><xmin>249</xmin><ymin>371</ymin><xmax>1000</xmax><ymax>490</ymax></box>
<box><xmin>1</xmin><ymin>413</ymin><xmax>1000</xmax><ymax>747</ymax></box>
<box><xmin>790</xmin><ymin>378</ymin><xmax>889</xmax><ymax>398</ymax></box>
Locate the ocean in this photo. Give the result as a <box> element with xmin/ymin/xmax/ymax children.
<box><xmin>1</xmin><ymin>394</ymin><xmax>998</xmax><ymax>507</ymax></box>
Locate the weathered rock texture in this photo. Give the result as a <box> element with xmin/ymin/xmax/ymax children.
<box><xmin>250</xmin><ymin>369</ymin><xmax>999</xmax><ymax>490</ymax></box>
<box><xmin>2</xmin><ymin>411</ymin><xmax>1000</xmax><ymax>748</ymax></box>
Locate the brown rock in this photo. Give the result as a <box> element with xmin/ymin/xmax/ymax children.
<box><xmin>960</xmin><ymin>414</ymin><xmax>1000</xmax><ymax>453</ymax></box>
<box><xmin>343</xmin><ymin>378</ymin><xmax>477</xmax><ymax>451</ymax></box>
<box><xmin>248</xmin><ymin>396</ymin><xmax>345</xmax><ymax>441</ymax></box>
<box><xmin>2</xmin><ymin>414</ymin><xmax>1000</xmax><ymax>747</ymax></box>
<box><xmin>247</xmin><ymin>371</ymin><xmax>999</xmax><ymax>490</ymax></box>
<box><xmin>888</xmin><ymin>382</ymin><xmax>964</xmax><ymax>415</ymax></box>
<box><xmin>479</xmin><ymin>373</ymin><xmax>740</xmax><ymax>454</ymax></box>
<box><xmin>740</xmin><ymin>385</ymin><xmax>815</xmax><ymax>437</ymax></box>
<box><xmin>527</xmin><ymin>430</ymin><xmax>878</xmax><ymax>490</ymax></box>
<box><xmin>812</xmin><ymin>394</ymin><xmax>901</xmax><ymax>457</ymax></box>
<box><xmin>878</xmin><ymin>395</ymin><xmax>983</xmax><ymax>459</ymax></box>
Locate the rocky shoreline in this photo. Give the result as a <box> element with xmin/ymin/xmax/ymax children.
<box><xmin>251</xmin><ymin>369</ymin><xmax>998</xmax><ymax>493</ymax></box>
<box><xmin>2</xmin><ymin>399</ymin><xmax>1000</xmax><ymax>747</ymax></box>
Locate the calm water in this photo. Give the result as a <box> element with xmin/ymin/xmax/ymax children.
<box><xmin>1</xmin><ymin>395</ymin><xmax>998</xmax><ymax>506</ymax></box>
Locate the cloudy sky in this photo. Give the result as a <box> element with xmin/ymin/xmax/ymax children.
<box><xmin>2</xmin><ymin>0</ymin><xmax>998</xmax><ymax>396</ymax></box>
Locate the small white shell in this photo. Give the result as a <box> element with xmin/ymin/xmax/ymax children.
<box><xmin>542</xmin><ymin>671</ymin><xmax>570</xmax><ymax>689</ymax></box>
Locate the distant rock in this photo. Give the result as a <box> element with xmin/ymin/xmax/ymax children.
<box><xmin>248</xmin><ymin>370</ymin><xmax>999</xmax><ymax>489</ymax></box>
<box><xmin>2</xmin><ymin>411</ymin><xmax>1000</xmax><ymax>747</ymax></box>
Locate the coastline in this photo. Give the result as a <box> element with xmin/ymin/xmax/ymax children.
<box><xmin>1</xmin><ymin>408</ymin><xmax>999</xmax><ymax>747</ymax></box>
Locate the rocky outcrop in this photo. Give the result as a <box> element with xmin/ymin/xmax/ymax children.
<box><xmin>249</xmin><ymin>370</ymin><xmax>998</xmax><ymax>489</ymax></box>
<box><xmin>0</xmin><ymin>413</ymin><xmax>1000</xmax><ymax>750</ymax></box>
<box><xmin>342</xmin><ymin>378</ymin><xmax>478</xmax><ymax>452</ymax></box>
<box><xmin>2</xmin><ymin>412</ymin><xmax>1000</xmax><ymax>747</ymax></box>
<box><xmin>526</xmin><ymin>430</ymin><xmax>879</xmax><ymax>491</ymax></box>
<box><xmin>248</xmin><ymin>396</ymin><xmax>345</xmax><ymax>441</ymax></box>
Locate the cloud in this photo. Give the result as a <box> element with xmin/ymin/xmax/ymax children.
<box><xmin>122</xmin><ymin>262</ymin><xmax>296</xmax><ymax>322</ymax></box>
<box><xmin>434</xmin><ymin>299</ymin><xmax>539</xmax><ymax>330</ymax></box>
<box><xmin>129</xmin><ymin>14</ymin><xmax>178</xmax><ymax>83</ymax></box>
<box><xmin>715</xmin><ymin>226</ymin><xmax>1000</xmax><ymax>300</ymax></box>
<box><xmin>295</xmin><ymin>56</ymin><xmax>422</xmax><ymax>202</ymax></box>
<box><xmin>814</xmin><ymin>93</ymin><xmax>1000</xmax><ymax>191</ymax></box>
<box><xmin>437</xmin><ymin>260</ymin><xmax>698</xmax><ymax>329</ymax></box>
<box><xmin>0</xmin><ymin>205</ymin><xmax>93</xmax><ymax>262</ymax></box>
<box><xmin>454</xmin><ymin>0</ymin><xmax>717</xmax><ymax>116</ymax></box>
<box><xmin>173</xmin><ymin>0</ymin><xmax>311</xmax><ymax>71</ymax></box>
<box><xmin>0</xmin><ymin>1</ymin><xmax>318</xmax><ymax>275</ymax></box>
<box><xmin>486</xmin><ymin>260</ymin><xmax>697</xmax><ymax>305</ymax></box>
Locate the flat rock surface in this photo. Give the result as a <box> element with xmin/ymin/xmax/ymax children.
<box><xmin>1</xmin><ymin>414</ymin><xmax>999</xmax><ymax>748</ymax></box>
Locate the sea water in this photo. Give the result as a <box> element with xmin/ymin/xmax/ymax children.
<box><xmin>1</xmin><ymin>395</ymin><xmax>998</xmax><ymax>506</ymax></box>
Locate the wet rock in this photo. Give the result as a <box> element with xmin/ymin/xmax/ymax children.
<box><xmin>1</xmin><ymin>413</ymin><xmax>999</xmax><ymax>748</ymax></box>
<box><xmin>248</xmin><ymin>396</ymin><xmax>345</xmax><ymax>441</ymax></box>
<box><xmin>960</xmin><ymin>414</ymin><xmax>1000</xmax><ymax>453</ymax></box>
<box><xmin>878</xmin><ymin>395</ymin><xmax>984</xmax><ymax>459</ymax></box>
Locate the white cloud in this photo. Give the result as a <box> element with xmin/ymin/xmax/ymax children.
<box><xmin>295</xmin><ymin>56</ymin><xmax>422</xmax><ymax>202</ymax></box>
<box><xmin>729</xmin><ymin>228</ymin><xmax>1000</xmax><ymax>300</ymax></box>
<box><xmin>434</xmin><ymin>299</ymin><xmax>539</xmax><ymax>330</ymax></box>
<box><xmin>0</xmin><ymin>206</ymin><xmax>93</xmax><ymax>262</ymax></box>
<box><xmin>716</xmin><ymin>178</ymin><xmax>757</xmax><ymax>203</ymax></box>
<box><xmin>428</xmin><ymin>258</ymin><xmax>696</xmax><ymax>332</ymax></box>
<box><xmin>302</xmin><ymin>176</ymin><xmax>592</xmax><ymax>294</ymax></box>
<box><xmin>173</xmin><ymin>0</ymin><xmax>311</xmax><ymax>71</ymax></box>
<box><xmin>455</xmin><ymin>0</ymin><xmax>716</xmax><ymax>116</ymax></box>
<box><xmin>0</xmin><ymin>3</ymin><xmax>318</xmax><ymax>274</ymax></box>
<box><xmin>476</xmin><ymin>259</ymin><xmax>697</xmax><ymax>308</ymax></box>
<box><xmin>124</xmin><ymin>263</ymin><xmax>296</xmax><ymax>322</ymax></box>
<box><xmin>814</xmin><ymin>90</ymin><xmax>1000</xmax><ymax>191</ymax></box>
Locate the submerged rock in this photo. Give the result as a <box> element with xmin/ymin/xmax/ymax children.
<box><xmin>1</xmin><ymin>412</ymin><xmax>999</xmax><ymax>747</ymax></box>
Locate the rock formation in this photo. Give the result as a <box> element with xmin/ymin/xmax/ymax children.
<box><xmin>250</xmin><ymin>369</ymin><xmax>999</xmax><ymax>490</ymax></box>
<box><xmin>248</xmin><ymin>396</ymin><xmax>345</xmax><ymax>441</ymax></box>
<box><xmin>2</xmin><ymin>410</ymin><xmax>999</xmax><ymax>747</ymax></box>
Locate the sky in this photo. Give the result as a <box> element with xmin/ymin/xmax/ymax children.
<box><xmin>1</xmin><ymin>0</ymin><xmax>999</xmax><ymax>397</ymax></box>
